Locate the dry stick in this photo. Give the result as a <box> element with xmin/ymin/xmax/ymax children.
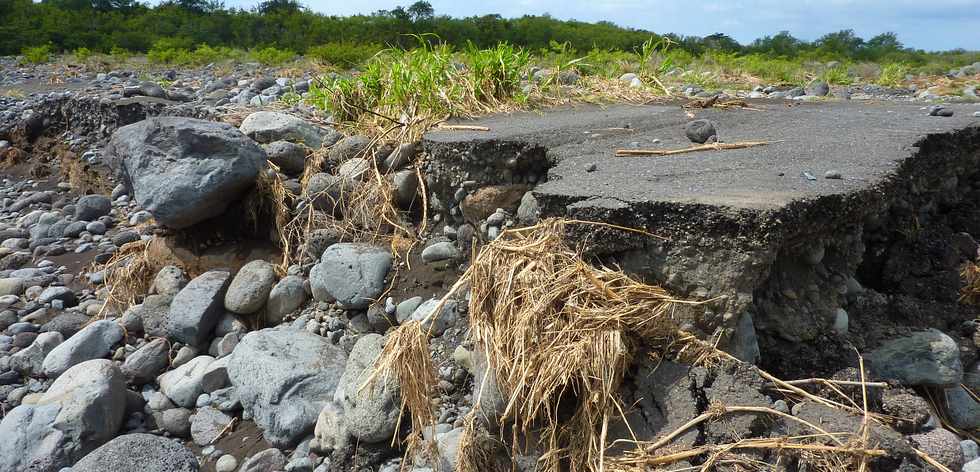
<box><xmin>436</xmin><ymin>124</ymin><xmax>491</xmax><ymax>131</ymax></box>
<box><xmin>614</xmin><ymin>141</ymin><xmax>773</xmax><ymax>157</ymax></box>
<box><xmin>765</xmin><ymin>378</ymin><xmax>889</xmax><ymax>389</ymax></box>
<box><xmin>209</xmin><ymin>417</ymin><xmax>238</xmax><ymax>445</ymax></box>
<box><xmin>617</xmin><ymin>440</ymin><xmax>887</xmax><ymax>467</ymax></box>
<box><xmin>631</xmin><ymin>405</ymin><xmax>846</xmax><ymax>453</ymax></box>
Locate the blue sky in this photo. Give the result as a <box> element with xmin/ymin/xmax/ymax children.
<box><xmin>222</xmin><ymin>0</ymin><xmax>980</xmax><ymax>51</ymax></box>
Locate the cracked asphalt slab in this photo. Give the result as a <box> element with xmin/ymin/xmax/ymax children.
<box><xmin>425</xmin><ymin>100</ymin><xmax>980</xmax><ymax>212</ymax></box>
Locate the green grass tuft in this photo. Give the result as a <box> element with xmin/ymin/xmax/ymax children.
<box><xmin>19</xmin><ymin>45</ymin><xmax>51</xmax><ymax>65</ymax></box>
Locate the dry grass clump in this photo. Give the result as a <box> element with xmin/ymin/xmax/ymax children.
<box><xmin>371</xmin><ymin>218</ymin><xmax>712</xmax><ymax>472</ymax></box>
<box><xmin>99</xmin><ymin>239</ymin><xmax>156</xmax><ymax>314</ymax></box>
<box><xmin>960</xmin><ymin>262</ymin><xmax>980</xmax><ymax>305</ymax></box>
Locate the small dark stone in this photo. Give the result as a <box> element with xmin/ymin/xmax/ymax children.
<box><xmin>585</xmin><ymin>162</ymin><xmax>597</xmax><ymax>172</ymax></box>
<box><xmin>684</xmin><ymin>119</ymin><xmax>717</xmax><ymax>144</ymax></box>
<box><xmin>0</xmin><ymin>370</ymin><xmax>20</xmax><ymax>385</ymax></box>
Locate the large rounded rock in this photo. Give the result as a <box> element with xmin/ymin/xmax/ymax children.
<box><xmin>167</xmin><ymin>270</ymin><xmax>232</xmax><ymax>347</ymax></box>
<box><xmin>867</xmin><ymin>329</ymin><xmax>963</xmax><ymax>387</ymax></box>
<box><xmin>240</xmin><ymin>111</ymin><xmax>339</xmax><ymax>149</ymax></box>
<box><xmin>225</xmin><ymin>260</ymin><xmax>277</xmax><ymax>315</ymax></box>
<box><xmin>105</xmin><ymin>117</ymin><xmax>267</xmax><ymax>229</ymax></box>
<box><xmin>72</xmin><ymin>433</ymin><xmax>198</xmax><ymax>472</ymax></box>
<box><xmin>228</xmin><ymin>327</ymin><xmax>348</xmax><ymax>447</ymax></box>
<box><xmin>75</xmin><ymin>194</ymin><xmax>112</xmax><ymax>221</ymax></box>
<box><xmin>0</xmin><ymin>359</ymin><xmax>126</xmax><ymax>472</ymax></box>
<box><xmin>41</xmin><ymin>319</ymin><xmax>124</xmax><ymax>378</ymax></box>
<box><xmin>334</xmin><ymin>334</ymin><xmax>400</xmax><ymax>443</ymax></box>
<box><xmin>310</xmin><ymin>243</ymin><xmax>392</xmax><ymax>309</ymax></box>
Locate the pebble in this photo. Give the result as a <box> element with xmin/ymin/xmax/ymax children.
<box><xmin>216</xmin><ymin>455</ymin><xmax>239</xmax><ymax>472</ymax></box>
<box><xmin>824</xmin><ymin>170</ymin><xmax>842</xmax><ymax>180</ymax></box>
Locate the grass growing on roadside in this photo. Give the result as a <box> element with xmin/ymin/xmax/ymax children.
<box><xmin>876</xmin><ymin>63</ymin><xmax>909</xmax><ymax>88</ymax></box>
<box><xmin>308</xmin><ymin>39</ymin><xmax>533</xmax><ymax>131</ymax></box>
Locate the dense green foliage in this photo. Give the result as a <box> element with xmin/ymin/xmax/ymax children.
<box><xmin>1</xmin><ymin>0</ymin><xmax>977</xmax><ymax>71</ymax></box>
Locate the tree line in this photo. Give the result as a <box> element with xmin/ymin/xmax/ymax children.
<box><xmin>0</xmin><ymin>0</ymin><xmax>969</xmax><ymax>62</ymax></box>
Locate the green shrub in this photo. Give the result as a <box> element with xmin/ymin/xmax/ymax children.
<box><xmin>109</xmin><ymin>46</ymin><xmax>132</xmax><ymax>61</ymax></box>
<box><xmin>307</xmin><ymin>42</ymin><xmax>382</xmax><ymax>68</ymax></box>
<box><xmin>250</xmin><ymin>47</ymin><xmax>296</xmax><ymax>65</ymax></box>
<box><xmin>820</xmin><ymin>64</ymin><xmax>852</xmax><ymax>85</ymax></box>
<box><xmin>876</xmin><ymin>63</ymin><xmax>908</xmax><ymax>88</ymax></box>
<box><xmin>20</xmin><ymin>45</ymin><xmax>51</xmax><ymax>65</ymax></box>
<box><xmin>73</xmin><ymin>47</ymin><xmax>94</xmax><ymax>61</ymax></box>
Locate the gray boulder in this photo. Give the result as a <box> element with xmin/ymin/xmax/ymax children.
<box><xmin>167</xmin><ymin>270</ymin><xmax>232</xmax><ymax>346</ymax></box>
<box><xmin>121</xmin><ymin>338</ymin><xmax>170</xmax><ymax>384</ymax></box>
<box><xmin>0</xmin><ymin>359</ymin><xmax>126</xmax><ymax>472</ymax></box>
<box><xmin>309</xmin><ymin>243</ymin><xmax>392</xmax><ymax>309</ymax></box>
<box><xmin>867</xmin><ymin>329</ymin><xmax>963</xmax><ymax>386</ymax></box>
<box><xmin>240</xmin><ymin>111</ymin><xmax>339</xmax><ymax>149</ymax></box>
<box><xmin>105</xmin><ymin>117</ymin><xmax>267</xmax><ymax>229</ymax></box>
<box><xmin>158</xmin><ymin>355</ymin><xmax>215</xmax><ymax>408</ymax></box>
<box><xmin>9</xmin><ymin>331</ymin><xmax>63</xmax><ymax>376</ymax></box>
<box><xmin>75</xmin><ymin>194</ymin><xmax>112</xmax><ymax>221</ymax></box>
<box><xmin>266</xmin><ymin>275</ymin><xmax>307</xmax><ymax>324</ymax></box>
<box><xmin>71</xmin><ymin>433</ymin><xmax>198</xmax><ymax>472</ymax></box>
<box><xmin>228</xmin><ymin>327</ymin><xmax>348</xmax><ymax>447</ymax></box>
<box><xmin>334</xmin><ymin>334</ymin><xmax>400</xmax><ymax>443</ymax></box>
<box><xmin>41</xmin><ymin>319</ymin><xmax>124</xmax><ymax>377</ymax></box>
<box><xmin>225</xmin><ymin>260</ymin><xmax>277</xmax><ymax>315</ymax></box>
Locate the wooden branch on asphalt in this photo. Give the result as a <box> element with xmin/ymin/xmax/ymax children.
<box><xmin>615</xmin><ymin>140</ymin><xmax>774</xmax><ymax>157</ymax></box>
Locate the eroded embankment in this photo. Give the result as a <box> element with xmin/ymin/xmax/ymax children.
<box><xmin>423</xmin><ymin>101</ymin><xmax>980</xmax><ymax>378</ymax></box>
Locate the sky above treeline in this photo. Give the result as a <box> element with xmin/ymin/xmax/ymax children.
<box><xmin>217</xmin><ymin>0</ymin><xmax>980</xmax><ymax>51</ymax></box>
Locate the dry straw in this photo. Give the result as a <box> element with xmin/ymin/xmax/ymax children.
<box><xmin>371</xmin><ymin>218</ymin><xmax>711</xmax><ymax>472</ymax></box>
<box><xmin>960</xmin><ymin>261</ymin><xmax>980</xmax><ymax>305</ymax></box>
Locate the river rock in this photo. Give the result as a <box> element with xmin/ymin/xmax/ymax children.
<box><xmin>867</xmin><ymin>329</ymin><xmax>963</xmax><ymax>386</ymax></box>
<box><xmin>335</xmin><ymin>333</ymin><xmax>400</xmax><ymax>443</ymax></box>
<box><xmin>72</xmin><ymin>433</ymin><xmax>198</xmax><ymax>472</ymax></box>
<box><xmin>225</xmin><ymin>260</ymin><xmax>277</xmax><ymax>315</ymax></box>
<box><xmin>121</xmin><ymin>338</ymin><xmax>170</xmax><ymax>384</ymax></box>
<box><xmin>159</xmin><ymin>355</ymin><xmax>216</xmax><ymax>408</ymax></box>
<box><xmin>228</xmin><ymin>326</ymin><xmax>348</xmax><ymax>447</ymax></box>
<box><xmin>266</xmin><ymin>275</ymin><xmax>307</xmax><ymax>324</ymax></box>
<box><xmin>167</xmin><ymin>270</ymin><xmax>231</xmax><ymax>347</ymax></box>
<box><xmin>310</xmin><ymin>243</ymin><xmax>391</xmax><ymax>309</ymax></box>
<box><xmin>0</xmin><ymin>359</ymin><xmax>126</xmax><ymax>472</ymax></box>
<box><xmin>105</xmin><ymin>117</ymin><xmax>267</xmax><ymax>229</ymax></box>
<box><xmin>240</xmin><ymin>111</ymin><xmax>339</xmax><ymax>149</ymax></box>
<box><xmin>41</xmin><ymin>319</ymin><xmax>124</xmax><ymax>377</ymax></box>
<box><xmin>9</xmin><ymin>330</ymin><xmax>63</xmax><ymax>376</ymax></box>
